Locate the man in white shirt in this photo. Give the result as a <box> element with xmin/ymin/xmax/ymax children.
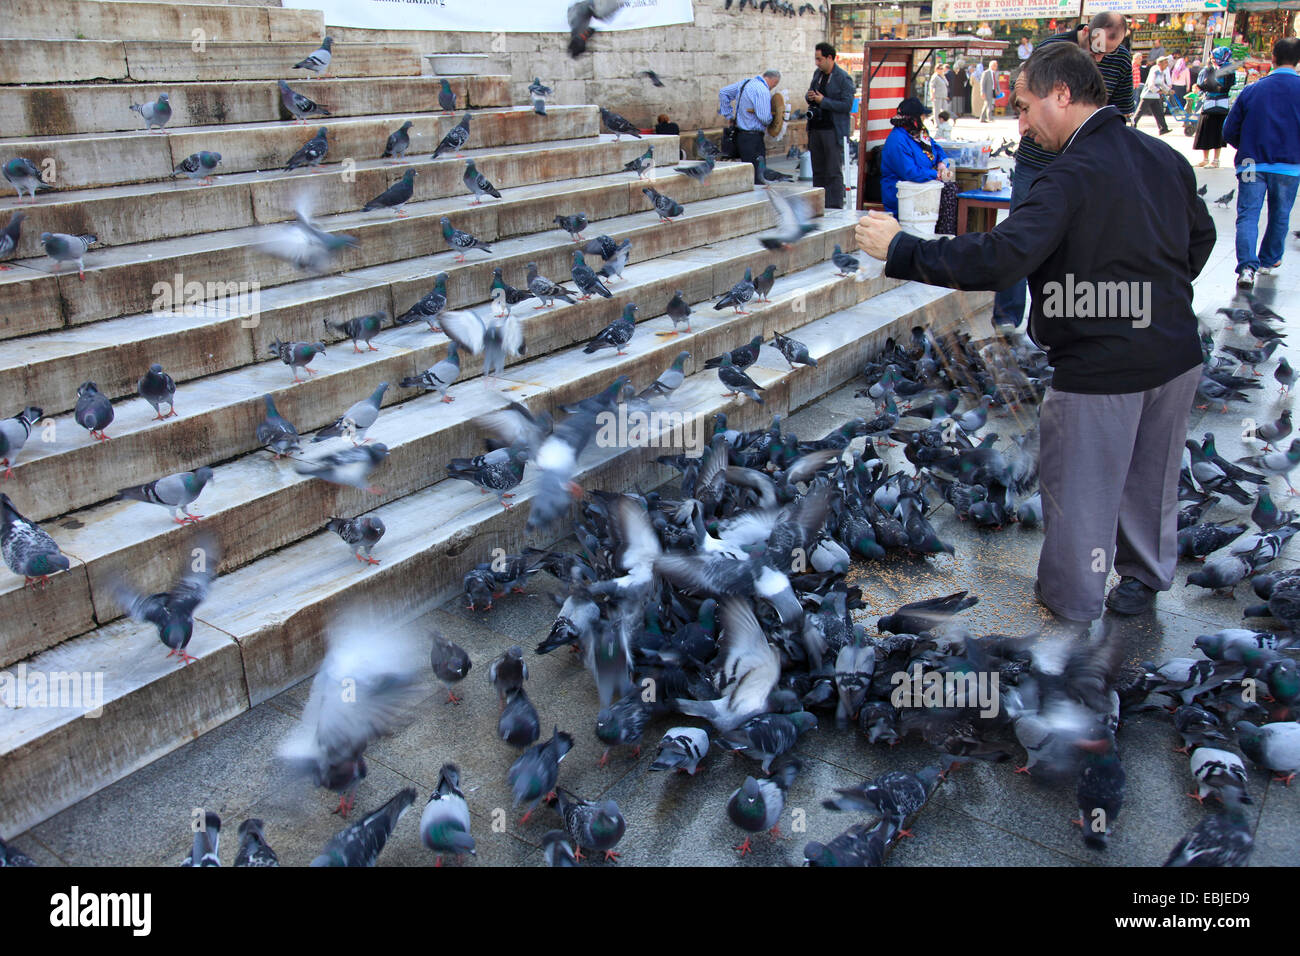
<box><xmin>1018</xmin><ymin>37</ymin><xmax>1034</xmax><ymax>61</ymax></box>
<box><xmin>719</xmin><ymin>69</ymin><xmax>781</xmax><ymax>184</ymax></box>
<box><xmin>1133</xmin><ymin>55</ymin><xmax>1171</xmax><ymax>134</ymax></box>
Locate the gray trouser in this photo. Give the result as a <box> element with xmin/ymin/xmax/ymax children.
<box><xmin>1036</xmin><ymin>364</ymin><xmax>1201</xmax><ymax>621</ymax></box>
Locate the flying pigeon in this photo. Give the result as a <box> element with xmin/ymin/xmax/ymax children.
<box><xmin>430</xmin><ymin>631</ymin><xmax>472</xmax><ymax>703</ymax></box>
<box><xmin>112</xmin><ymin>535</ymin><xmax>219</xmax><ymax>665</ymax></box>
<box><xmin>3</xmin><ymin>159</ymin><xmax>48</xmax><ymax>203</ymax></box>
<box><xmin>130</xmin><ymin>92</ymin><xmax>172</xmax><ymax>132</ymax></box>
<box><xmin>256</xmin><ymin>393</ymin><xmax>300</xmax><ymax>458</ymax></box>
<box><xmin>583</xmin><ymin>303</ymin><xmax>637</xmax><ymax>355</ymax></box>
<box><xmin>463</xmin><ymin>159</ymin><xmax>501</xmax><ymax>205</ymax></box>
<box><xmin>262</xmin><ymin>211</ymin><xmax>357</xmax><ymax>272</ymax></box>
<box><xmin>670</xmin><ymin>598</ymin><xmax>781</xmax><ymax>730</ymax></box>
<box><xmin>600</xmin><ymin>106</ymin><xmax>642</xmax><ymax>141</ymax></box>
<box><xmin>278</xmin><ymin>79</ymin><xmax>331</xmax><ymax>123</ymax></box>
<box><xmin>311</xmin><ymin>788</ymin><xmax>416</xmax><ymax>865</ymax></box>
<box><xmin>363</xmin><ymin>169</ymin><xmax>415</xmax><ymax>217</ymax></box>
<box><xmin>285</xmin><ymin>126</ymin><xmax>329</xmax><ymax>173</ymax></box>
<box><xmin>171</xmin><ymin>151</ymin><xmax>221</xmax><ymax>185</ymax></box>
<box><xmin>138</xmin><ymin>363</ymin><xmax>177</xmax><ymax>420</ymax></box>
<box><xmin>73</xmin><ymin>381</ymin><xmax>113</xmax><ymax>441</ymax></box>
<box><xmin>326</xmin><ymin>514</ymin><xmax>385</xmax><ymax>565</ymax></box>
<box><xmin>294</xmin><ymin>36</ymin><xmax>333</xmax><ymax>75</ymax></box>
<box><xmin>432</xmin><ymin>113</ymin><xmax>471</xmax><ymax>159</ymax></box>
<box><xmin>420</xmin><ymin>764</ymin><xmax>476</xmax><ymax>865</ymax></box>
<box><xmin>313</xmin><ymin>382</ymin><xmax>389</xmax><ymax>444</ymax></box>
<box><xmin>642</xmin><ymin>186</ymin><xmax>683</xmax><ymax>222</ymax></box>
<box><xmin>118</xmin><ymin>467</ymin><xmax>215</xmax><ymax>524</ymax></box>
<box><xmin>1</xmin><ymin>492</ymin><xmax>71</xmax><ymax>589</ymax></box>
<box><xmin>381</xmin><ymin>121</ymin><xmax>413</xmax><ymax>163</ymax></box>
<box><xmin>759</xmin><ymin>187</ymin><xmax>818</xmax><ymax>249</ymax></box>
<box><xmin>268</xmin><ymin>337</ymin><xmax>326</xmax><ymax>382</ymax></box>
<box><xmin>637</xmin><ymin>69</ymin><xmax>666</xmax><ymax>87</ymax></box>
<box><xmin>294</xmin><ymin>443</ymin><xmax>389</xmax><ymax>494</ymax></box>
<box><xmin>440</xmin><ymin>216</ymin><xmax>492</xmax><ymax>261</ymax></box>
<box><xmin>328</xmin><ymin>311</ymin><xmax>385</xmax><ymax>352</ymax></box>
<box><xmin>41</xmin><ymin>232</ymin><xmax>96</xmax><ymax>279</ymax></box>
<box><xmin>439</xmin><ymin>307</ymin><xmax>524</xmax><ymax>381</ymax></box>
<box><xmin>400</xmin><ymin>342</ymin><xmax>461</xmax><ymax>401</ymax></box>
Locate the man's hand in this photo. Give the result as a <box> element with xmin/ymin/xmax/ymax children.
<box><xmin>807</xmin><ymin>90</ymin><xmax>824</xmax><ymax>104</ymax></box>
<box><xmin>856</xmin><ymin>211</ymin><xmax>901</xmax><ymax>261</ymax></box>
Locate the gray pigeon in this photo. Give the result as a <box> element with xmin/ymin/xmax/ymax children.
<box><xmin>118</xmin><ymin>467</ymin><xmax>215</xmax><ymax>524</ymax></box>
<box><xmin>326</xmin><ymin>514</ymin><xmax>385</xmax><ymax>565</ymax></box>
<box><xmin>399</xmin><ymin>342</ymin><xmax>461</xmax><ymax>402</ymax></box>
<box><xmin>623</xmin><ymin>146</ymin><xmax>654</xmax><ymax>179</ymax></box>
<box><xmin>583</xmin><ymin>303</ymin><xmax>637</xmax><ymax>355</ymax></box>
<box><xmin>753</xmin><ymin>264</ymin><xmax>777</xmax><ymax>302</ymax></box>
<box><xmin>0</xmin><ymin>211</ymin><xmax>25</xmax><ymax>266</ymax></box>
<box><xmin>649</xmin><ymin>727</ymin><xmax>710</xmax><ymax>775</ymax></box>
<box><xmin>554</xmin><ymin>213</ymin><xmax>588</xmax><ymax>241</ymax></box>
<box><xmin>4</xmin><ymin>159</ymin><xmax>47</xmax><ymax>203</ymax></box>
<box><xmin>440</xmin><ymin>216</ymin><xmax>492</xmax><ymax>260</ymax></box>
<box><xmin>313</xmin><ymin>382</ymin><xmax>389</xmax><ymax>444</ymax></box>
<box><xmin>171</xmin><ymin>151</ymin><xmax>221</xmax><ymax>184</ymax></box>
<box><xmin>759</xmin><ymin>185</ymin><xmax>819</xmax><ymax>249</ymax></box>
<box><xmin>130</xmin><ymin>92</ymin><xmax>172</xmax><ymax>132</ymax></box>
<box><xmin>278</xmin><ymin>79</ymin><xmax>331</xmax><ymax>123</ymax></box>
<box><xmin>439</xmin><ymin>307</ymin><xmax>524</xmax><ymax>381</ymax></box>
<box><xmin>256</xmin><ymin>394</ymin><xmax>300</xmax><ymax>458</ymax></box>
<box><xmin>499</xmin><ymin>686</ymin><xmax>541</xmax><ymax>747</ymax></box>
<box><xmin>294</xmin><ymin>443</ymin><xmax>389</xmax><ymax>493</ymax></box>
<box><xmin>571</xmin><ymin>250</ymin><xmax>612</xmax><ymax>299</ymax></box>
<box><xmin>445</xmin><ymin>443</ymin><xmax>526</xmax><ymax>507</ymax></box>
<box><xmin>529</xmin><ymin>77</ymin><xmax>552</xmax><ymax>115</ymax></box>
<box><xmin>263</xmin><ymin>212</ymin><xmax>357</xmax><ymax>272</ymax></box>
<box><xmin>294</xmin><ymin>36</ymin><xmax>333</xmax><ymax>75</ymax></box>
<box><xmin>541</xmin><ymin>830</ymin><xmax>576</xmax><ymax>866</ymax></box>
<box><xmin>639</xmin><ymin>350</ymin><xmax>690</xmax><ymax>400</ymax></box>
<box><xmin>510</xmin><ymin>728</ymin><xmax>575</xmax><ymax>822</ymax></box>
<box><xmin>664</xmin><ymin>289</ymin><xmax>692</xmax><ymax>333</ymax></box>
<box><xmin>113</xmin><ymin>536</ymin><xmax>219</xmax><ymax>665</ymax></box>
<box><xmin>554</xmin><ymin>787</ymin><xmax>626</xmax><ymax>863</ymax></box>
<box><xmin>832</xmin><ymin>243</ymin><xmax>859</xmax><ymax>276</ymax></box>
<box><xmin>727</xmin><ymin>758</ymin><xmax>801</xmax><ymax>856</ymax></box>
<box><xmin>600</xmin><ymin>106</ymin><xmax>641</xmax><ymax>141</ymax></box>
<box><xmin>595</xmin><ymin>687</ymin><xmax>653</xmax><ymax>765</ymax></box>
<box><xmin>526</xmin><ymin>261</ymin><xmax>577</xmax><ymax>309</ymax></box>
<box><xmin>41</xmin><ymin>232</ymin><xmax>96</xmax><ymax>279</ymax></box>
<box><xmin>395</xmin><ymin>272</ymin><xmax>448</xmax><ymax>330</ymax></box>
<box><xmin>1163</xmin><ymin>793</ymin><xmax>1253</xmax><ymax>867</ymax></box>
<box><xmin>233</xmin><ymin>819</ymin><xmax>279</xmax><ymax>867</ymax></box>
<box><xmin>719</xmin><ymin>712</ymin><xmax>817</xmax><ymax>773</ymax></box>
<box><xmin>1</xmin><ymin>492</ymin><xmax>71</xmax><ymax>589</ymax></box>
<box><xmin>597</xmin><ymin>238</ymin><xmax>632</xmax><ymax>282</ymax></box>
<box><xmin>74</xmin><ymin>381</ymin><xmax>113</xmax><ymax>440</ymax></box>
<box><xmin>463</xmin><ymin>159</ymin><xmax>501</xmax><ymax>205</ymax></box>
<box><xmin>773</xmin><ymin>330</ymin><xmax>816</xmax><ymax>368</ymax></box>
<box><xmin>312</xmin><ymin>788</ymin><xmax>416</xmax><ymax>866</ymax></box>
<box><xmin>328</xmin><ymin>311</ymin><xmax>385</xmax><ymax>352</ymax></box>
<box><xmin>179</xmin><ymin>812</ymin><xmax>220</xmax><ymax>866</ymax></box>
<box><xmin>488</xmin><ymin>645</ymin><xmax>529</xmax><ymax>707</ymax></box>
<box><xmin>1237</xmin><ymin>720</ymin><xmax>1300</xmax><ymax>783</ymax></box>
<box><xmin>363</xmin><ymin>169</ymin><xmax>415</xmax><ymax>217</ymax></box>
<box><xmin>430</xmin><ymin>632</ymin><xmax>472</xmax><ymax>703</ymax></box>
<box><xmin>268</xmin><ymin>337</ymin><xmax>326</xmax><ymax>382</ymax></box>
<box><xmin>381</xmin><ymin>121</ymin><xmax>413</xmax><ymax>163</ymax></box>
<box><xmin>420</xmin><ymin>765</ymin><xmax>475</xmax><ymax>865</ymax></box>
<box><xmin>432</xmin><ymin>113</ymin><xmax>471</xmax><ymax>160</ymax></box>
<box><xmin>285</xmin><ymin>127</ymin><xmax>329</xmax><ymax>172</ymax></box>
<box><xmin>642</xmin><ymin>186</ymin><xmax>683</xmax><ymax>222</ymax></box>
<box><xmin>0</xmin><ymin>406</ymin><xmax>42</xmax><ymax>477</ymax></box>
<box><xmin>714</xmin><ymin>267</ymin><xmax>756</xmax><ymax>314</ymax></box>
<box><xmin>438</xmin><ymin>79</ymin><xmax>457</xmax><ymax>113</ymax></box>
<box><xmin>138</xmin><ymin>363</ymin><xmax>177</xmax><ymax>420</ymax></box>
<box><xmin>717</xmin><ymin>353</ymin><xmax>765</xmax><ymax>404</ymax></box>
<box><xmin>0</xmin><ymin>837</ymin><xmax>36</xmax><ymax>866</ymax></box>
<box><xmin>675</xmin><ymin>155</ymin><xmax>715</xmax><ymax>182</ymax></box>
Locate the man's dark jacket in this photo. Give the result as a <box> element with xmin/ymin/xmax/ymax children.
<box><xmin>808</xmin><ymin>64</ymin><xmax>856</xmax><ymax>140</ymax></box>
<box><xmin>885</xmin><ymin>106</ymin><xmax>1215</xmax><ymax>394</ymax></box>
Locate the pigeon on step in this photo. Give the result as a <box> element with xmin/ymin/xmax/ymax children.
<box><xmin>0</xmin><ymin>211</ymin><xmax>25</xmax><ymax>267</ymax></box>
<box><xmin>130</xmin><ymin>92</ymin><xmax>172</xmax><ymax>132</ymax></box>
<box><xmin>463</xmin><ymin>159</ymin><xmax>501</xmax><ymax>205</ymax></box>
<box><xmin>118</xmin><ymin>467</ymin><xmax>215</xmax><ymax>524</ymax></box>
<box><xmin>0</xmin><ymin>492</ymin><xmax>70</xmax><ymax>589</ymax></box>
<box><xmin>642</xmin><ymin>186</ymin><xmax>684</xmax><ymax>222</ymax></box>
<box><xmin>284</xmin><ymin>127</ymin><xmax>329</xmax><ymax>172</ymax></box>
<box><xmin>526</xmin><ymin>261</ymin><xmax>577</xmax><ymax>308</ymax></box>
<box><xmin>326</xmin><ymin>514</ymin><xmax>385</xmax><ymax>565</ymax></box>
<box><xmin>529</xmin><ymin>77</ymin><xmax>552</xmax><ymax>115</ymax></box>
<box><xmin>138</xmin><ymin>364</ymin><xmax>177</xmax><ymax>421</ymax></box>
<box><xmin>113</xmin><ymin>536</ymin><xmax>219</xmax><ymax>666</ymax></box>
<box><xmin>294</xmin><ymin>443</ymin><xmax>389</xmax><ymax>493</ymax></box>
<box><xmin>41</xmin><ymin>232</ymin><xmax>96</xmax><ymax>279</ymax></box>
<box><xmin>639</xmin><ymin>350</ymin><xmax>691</xmax><ymax>400</ymax></box>
<box><xmin>395</xmin><ymin>273</ymin><xmax>448</xmax><ymax>330</ymax></box>
<box><xmin>664</xmin><ymin>289</ymin><xmax>692</xmax><ymax>333</ymax></box>
<box><xmin>440</xmin><ymin>216</ymin><xmax>492</xmax><ymax>260</ymax></box>
<box><xmin>329</xmin><ymin>311</ymin><xmax>385</xmax><ymax>353</ymax></box>
<box><xmin>278</xmin><ymin>79</ymin><xmax>331</xmax><ymax>123</ymax></box>
<box><xmin>256</xmin><ymin>394</ymin><xmax>300</xmax><ymax>458</ymax></box>
<box><xmin>437</xmin><ymin>79</ymin><xmax>457</xmax><ymax>113</ymax></box>
<box><xmin>4</xmin><ymin>159</ymin><xmax>48</xmax><ymax>203</ymax></box>
<box><xmin>0</xmin><ymin>406</ymin><xmax>42</xmax><ymax>477</ymax></box>
<box><xmin>171</xmin><ymin>151</ymin><xmax>221</xmax><ymax>185</ymax></box>
<box><xmin>583</xmin><ymin>303</ymin><xmax>637</xmax><ymax>355</ymax></box>
<box><xmin>623</xmin><ymin>146</ymin><xmax>654</xmax><ymax>178</ymax></box>
<box><xmin>381</xmin><ymin>121</ymin><xmax>413</xmax><ymax>163</ymax></box>
<box><xmin>432</xmin><ymin>113</ymin><xmax>471</xmax><ymax>159</ymax></box>
<box><xmin>314</xmin><ymin>382</ymin><xmax>389</xmax><ymax>444</ymax></box>
<box><xmin>400</xmin><ymin>342</ymin><xmax>461</xmax><ymax>402</ymax></box>
<box><xmin>268</xmin><ymin>338</ymin><xmax>326</xmax><ymax>382</ymax></box>
<box><xmin>571</xmin><ymin>250</ymin><xmax>612</xmax><ymax>299</ymax></box>
<box><xmin>554</xmin><ymin>213</ymin><xmax>589</xmax><ymax>241</ymax></box>
<box><xmin>439</xmin><ymin>307</ymin><xmax>524</xmax><ymax>381</ymax></box>
<box><xmin>600</xmin><ymin>106</ymin><xmax>642</xmax><ymax>140</ymax></box>
<box><xmin>294</xmin><ymin>36</ymin><xmax>333</xmax><ymax>75</ymax></box>
<box><xmin>363</xmin><ymin>169</ymin><xmax>415</xmax><ymax>217</ymax></box>
<box><xmin>74</xmin><ymin>381</ymin><xmax>113</xmax><ymax>441</ymax></box>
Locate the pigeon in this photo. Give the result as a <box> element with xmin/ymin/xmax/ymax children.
<box><xmin>1276</xmin><ymin>357</ymin><xmax>1296</xmax><ymax>395</ymax></box>
<box><xmin>285</xmin><ymin>126</ymin><xmax>329</xmax><ymax>172</ymax></box>
<box><xmin>463</xmin><ymin>159</ymin><xmax>501</xmax><ymax>205</ymax></box>
<box><xmin>529</xmin><ymin>77</ymin><xmax>552</xmax><ymax>115</ymax></box>
<box><xmin>432</xmin><ymin>113</ymin><xmax>471</xmax><ymax>159</ymax></box>
<box><xmin>553</xmin><ymin>787</ymin><xmax>626</xmax><ymax>863</ymax></box>
<box><xmin>3</xmin><ymin>159</ymin><xmax>48</xmax><ymax>203</ymax></box>
<box><xmin>600</xmin><ymin>106</ymin><xmax>642</xmax><ymax>141</ymax></box>
<box><xmin>129</xmin><ymin>92</ymin><xmax>172</xmax><ymax>132</ymax></box>
<box><xmin>430</xmin><ymin>632</ymin><xmax>472</xmax><ymax>703</ymax></box>
<box><xmin>171</xmin><ymin>151</ymin><xmax>221</xmax><ymax>185</ymax></box>
<box><xmin>256</xmin><ymin>394</ymin><xmax>299</xmax><ymax>458</ymax></box>
<box><xmin>41</xmin><ymin>232</ymin><xmax>96</xmax><ymax>279</ymax></box>
<box><xmin>439</xmin><ymin>307</ymin><xmax>524</xmax><ymax>381</ymax></box>
<box><xmin>1245</xmin><ymin>292</ymin><xmax>1287</xmax><ymax>323</ymax></box>
<box><xmin>756</xmin><ymin>155</ymin><xmax>793</xmax><ymax>182</ymax></box>
<box><xmin>695</xmin><ymin>129</ymin><xmax>722</xmax><ymax>162</ymax></box>
<box><xmin>663</xmin><ymin>289</ymin><xmax>692</xmax><ymax>333</ymax></box>
<box><xmin>674</xmin><ymin>155</ymin><xmax>715</xmax><ymax>181</ymax></box>
<box><xmin>479</xmin><ymin>401</ymin><xmax>595</xmax><ymax>533</ymax></box>
<box><xmin>278</xmin><ymin>79</ymin><xmax>331</xmax><ymax>123</ymax></box>
<box><xmin>623</xmin><ymin>146</ymin><xmax>654</xmax><ymax>178</ymax></box>
<box><xmin>1</xmin><ymin>493</ymin><xmax>71</xmax><ymax>589</ymax></box>
<box><xmin>381</xmin><ymin>121</ymin><xmax>413</xmax><ymax>163</ymax></box>
<box><xmin>773</xmin><ymin>330</ymin><xmax>817</xmax><ymax>368</ymax></box>
<box><xmin>804</xmin><ymin>820</ymin><xmax>892</xmax><ymax>867</ymax></box>
<box><xmin>118</xmin><ymin>467</ymin><xmax>215</xmax><ymax>524</ymax></box>
<box><xmin>328</xmin><ymin>311</ymin><xmax>386</xmax><ymax>353</ymax></box>
<box><xmin>72</xmin><ymin>381</ymin><xmax>113</xmax><ymax>442</ymax></box>
<box><xmin>877</xmin><ymin>591</ymin><xmax>978</xmax><ymax>634</ymax></box>
<box><xmin>717</xmin><ymin>353</ymin><xmax>765</xmax><ymax>404</ymax></box>
<box><xmin>400</xmin><ymin>342</ymin><xmax>461</xmax><ymax>402</ymax></box>
<box><xmin>138</xmin><ymin>363</ymin><xmax>177</xmax><ymax>420</ymax></box>
<box><xmin>1213</xmin><ymin>189</ymin><xmax>1235</xmax><ymax>207</ymax></box>
<box><xmin>583</xmin><ymin>303</ymin><xmax>637</xmax><ymax>355</ymax></box>
<box><xmin>714</xmin><ymin>268</ymin><xmax>757</xmax><ymax>314</ymax></box>
<box><xmin>326</xmin><ymin>514</ymin><xmax>385</xmax><ymax>565</ymax></box>
<box><xmin>1254</xmin><ymin>409</ymin><xmax>1292</xmax><ymax>450</ymax></box>
<box><xmin>727</xmin><ymin>758</ymin><xmax>801</xmax><ymax>856</ymax></box>
<box><xmin>268</xmin><ymin>337</ymin><xmax>326</xmax><ymax>382</ymax></box>
<box><xmin>437</xmin><ymin>78</ymin><xmax>457</xmax><ymax>113</ymax></box>
<box><xmin>753</xmin><ymin>264</ymin><xmax>777</xmax><ymax>302</ymax></box>
<box><xmin>233</xmin><ymin>819</ymin><xmax>279</xmax><ymax>867</ymax></box>
<box><xmin>554</xmin><ymin>213</ymin><xmax>589</xmax><ymax>242</ymax></box>
<box><xmin>642</xmin><ymin>186</ymin><xmax>683</xmax><ymax>222</ymax></box>
<box><xmin>1237</xmin><ymin>720</ymin><xmax>1300</xmax><ymax>784</ymax></box>
<box><xmin>705</xmin><ymin>336</ymin><xmax>764</xmax><ymax>370</ymax></box>
<box><xmin>440</xmin><ymin>216</ymin><xmax>492</xmax><ymax>260</ymax></box>
<box><xmin>541</xmin><ymin>830</ymin><xmax>576</xmax><ymax>866</ymax></box>
<box><xmin>719</xmin><ymin>711</ymin><xmax>817</xmax><ymax>773</ymax></box>
<box><xmin>637</xmin><ymin>69</ymin><xmax>666</xmax><ymax>86</ymax></box>
<box><xmin>639</xmin><ymin>350</ymin><xmax>691</xmax><ymax>400</ymax></box>
<box><xmin>294</xmin><ymin>443</ymin><xmax>389</xmax><ymax>494</ymax></box>
<box><xmin>571</xmin><ymin>250</ymin><xmax>612</xmax><ymax>299</ymax></box>
<box><xmin>420</xmin><ymin>765</ymin><xmax>476</xmax><ymax>865</ymax></box>
<box><xmin>112</xmin><ymin>535</ymin><xmax>218</xmax><ymax>665</ymax></box>
<box><xmin>179</xmin><ymin>812</ymin><xmax>221</xmax><ymax>866</ymax></box>
<box><xmin>1075</xmin><ymin>730</ymin><xmax>1125</xmax><ymax>849</ymax></box>
<box><xmin>832</xmin><ymin>243</ymin><xmax>860</xmax><ymax>276</ymax></box>
<box><xmin>363</xmin><ymin>169</ymin><xmax>415</xmax><ymax>217</ymax></box>
<box><xmin>0</xmin><ymin>211</ymin><xmax>24</xmax><ymax>267</ymax></box>
<box><xmin>500</xmin><ymin>687</ymin><xmax>541</xmax><ymax>747</ymax></box>
<box><xmin>671</xmin><ymin>598</ymin><xmax>780</xmax><ymax>731</ymax></box>
<box><xmin>294</xmin><ymin>36</ymin><xmax>333</xmax><ymax>75</ymax></box>
<box><xmin>0</xmin><ymin>406</ymin><xmax>42</xmax><ymax>477</ymax></box>
<box><xmin>650</xmin><ymin>727</ymin><xmax>710</xmax><ymax>775</ymax></box>
<box><xmin>311</xmin><ymin>788</ymin><xmax>416</xmax><ymax>866</ymax></box>
<box><xmin>597</xmin><ymin>239</ymin><xmax>632</xmax><ymax>282</ymax></box>
<box><xmin>1197</xmin><ymin>183</ymin><xmax>1208</xmax><ymax>197</ymax></box>
<box><xmin>282</xmin><ymin>627</ymin><xmax>423</xmax><ymax>816</ymax></box>
<box><xmin>491</xmin><ymin>266</ymin><xmax>536</xmax><ymax>316</ymax></box>
<box><xmin>262</xmin><ymin>211</ymin><xmax>357</xmax><ymax>272</ymax></box>
<box><xmin>595</xmin><ymin>687</ymin><xmax>653</xmax><ymax>765</ymax></box>
<box><xmin>1235</xmin><ymin>438</ymin><xmax>1300</xmax><ymax>494</ymax></box>
<box><xmin>395</xmin><ymin>272</ymin><xmax>449</xmax><ymax>330</ymax></box>
<box><xmin>1189</xmin><ymin>746</ymin><xmax>1250</xmax><ymax>804</ymax></box>
<box><xmin>1163</xmin><ymin>794</ymin><xmax>1253</xmax><ymax>867</ymax></box>
<box><xmin>526</xmin><ymin>261</ymin><xmax>577</xmax><ymax>308</ymax></box>
<box><xmin>315</xmin><ymin>384</ymin><xmax>390</xmax><ymax>447</ymax></box>
<box><xmin>488</xmin><ymin>644</ymin><xmax>529</xmax><ymax>705</ymax></box>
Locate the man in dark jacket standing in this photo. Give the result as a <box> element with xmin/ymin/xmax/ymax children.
<box><xmin>806</xmin><ymin>42</ymin><xmax>856</xmax><ymax>209</ymax></box>
<box><xmin>856</xmin><ymin>43</ymin><xmax>1216</xmax><ymax>623</ymax></box>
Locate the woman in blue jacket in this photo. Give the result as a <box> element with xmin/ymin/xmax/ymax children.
<box><xmin>880</xmin><ymin>97</ymin><xmax>958</xmax><ymax>233</ymax></box>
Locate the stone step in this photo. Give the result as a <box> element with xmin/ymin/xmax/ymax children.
<box><xmin>0</xmin><ymin>272</ymin><xmax>992</xmax><ymax>838</ymax></box>
<box><xmin>0</xmin><ymin>196</ymin><xmax>839</xmax><ymax>530</ymax></box>
<box><xmin>0</xmin><ymin>105</ymin><xmax>594</xmax><ymax>191</ymax></box>
<box><xmin>2</xmin><ymin>135</ymin><xmax>680</xmax><ymax>256</ymax></box>
<box><xmin>0</xmin><ymin>156</ymin><xmax>754</xmax><ymax>336</ymax></box>
<box><xmin>0</xmin><ymin>221</ymin><xmax>862</xmax><ymax>667</ymax></box>
<box><xmin>1</xmin><ymin>0</ymin><xmax>323</xmax><ymax>43</ymax></box>
<box><xmin>0</xmin><ymin>40</ymin><xmax>422</xmax><ymax>85</ymax></box>
<box><xmin>1</xmin><ymin>76</ymin><xmax>512</xmax><ymax>138</ymax></box>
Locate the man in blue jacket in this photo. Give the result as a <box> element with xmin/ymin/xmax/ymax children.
<box><xmin>806</xmin><ymin>42</ymin><xmax>856</xmax><ymax>209</ymax></box>
<box><xmin>856</xmin><ymin>43</ymin><xmax>1216</xmax><ymax>625</ymax></box>
<box><xmin>1223</xmin><ymin>38</ymin><xmax>1300</xmax><ymax>290</ymax></box>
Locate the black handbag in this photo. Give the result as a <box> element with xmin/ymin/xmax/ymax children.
<box><xmin>721</xmin><ymin>78</ymin><xmax>755</xmax><ymax>159</ymax></box>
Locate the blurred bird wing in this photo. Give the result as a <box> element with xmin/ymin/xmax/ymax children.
<box><xmin>498</xmin><ymin>313</ymin><xmax>525</xmax><ymax>358</ymax></box>
<box><xmin>716</xmin><ymin>597</ymin><xmax>780</xmax><ymax>701</ymax></box>
<box><xmin>439</xmin><ymin>309</ymin><xmax>488</xmax><ymax>355</ymax></box>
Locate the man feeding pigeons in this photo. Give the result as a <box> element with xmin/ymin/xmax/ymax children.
<box><xmin>856</xmin><ymin>42</ymin><xmax>1216</xmax><ymax>625</ymax></box>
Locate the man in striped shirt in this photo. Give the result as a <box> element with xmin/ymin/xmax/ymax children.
<box><xmin>992</xmin><ymin>12</ymin><xmax>1135</xmax><ymax>328</ymax></box>
<box><xmin>719</xmin><ymin>70</ymin><xmax>782</xmax><ymax>185</ymax></box>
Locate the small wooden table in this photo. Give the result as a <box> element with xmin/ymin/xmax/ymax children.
<box><xmin>956</xmin><ymin>187</ymin><xmax>1012</xmax><ymax>235</ymax></box>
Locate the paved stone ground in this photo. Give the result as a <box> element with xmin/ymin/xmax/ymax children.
<box><xmin>10</xmin><ymin>123</ymin><xmax>1298</xmax><ymax>867</ymax></box>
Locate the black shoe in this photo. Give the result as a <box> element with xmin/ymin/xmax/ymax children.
<box><xmin>1105</xmin><ymin>576</ymin><xmax>1158</xmax><ymax>615</ymax></box>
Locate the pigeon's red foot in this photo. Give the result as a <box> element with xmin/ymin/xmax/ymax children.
<box><xmin>733</xmin><ymin>837</ymin><xmax>753</xmax><ymax>857</ymax></box>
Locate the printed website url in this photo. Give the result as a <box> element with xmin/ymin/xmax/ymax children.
<box><xmin>1114</xmin><ymin>916</ymin><xmax>1251</xmax><ymax>929</ymax></box>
